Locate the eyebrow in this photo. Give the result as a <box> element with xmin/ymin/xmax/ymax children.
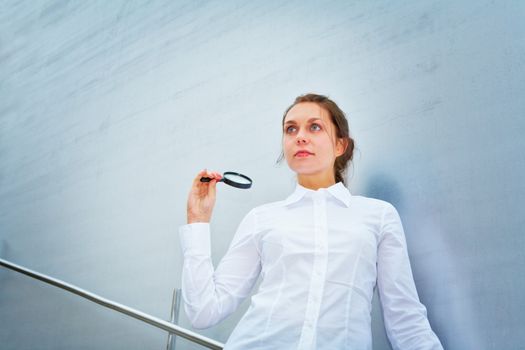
<box><xmin>284</xmin><ymin>117</ymin><xmax>323</xmax><ymax>126</ymax></box>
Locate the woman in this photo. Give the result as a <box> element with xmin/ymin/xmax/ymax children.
<box><xmin>179</xmin><ymin>93</ymin><xmax>443</xmax><ymax>349</ymax></box>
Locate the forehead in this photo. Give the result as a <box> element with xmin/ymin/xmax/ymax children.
<box><xmin>284</xmin><ymin>102</ymin><xmax>330</xmax><ymax>123</ymax></box>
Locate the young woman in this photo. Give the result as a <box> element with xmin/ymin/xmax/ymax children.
<box><xmin>179</xmin><ymin>93</ymin><xmax>443</xmax><ymax>350</ymax></box>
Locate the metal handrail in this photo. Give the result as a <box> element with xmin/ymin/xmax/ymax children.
<box><xmin>0</xmin><ymin>258</ymin><xmax>224</xmax><ymax>350</ymax></box>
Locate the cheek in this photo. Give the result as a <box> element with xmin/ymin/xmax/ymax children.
<box><xmin>283</xmin><ymin>138</ymin><xmax>293</xmax><ymax>152</ymax></box>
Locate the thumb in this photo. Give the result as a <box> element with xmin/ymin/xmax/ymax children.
<box><xmin>208</xmin><ymin>178</ymin><xmax>218</xmax><ymax>197</ymax></box>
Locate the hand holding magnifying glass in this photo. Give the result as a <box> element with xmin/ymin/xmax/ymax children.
<box><xmin>187</xmin><ymin>169</ymin><xmax>252</xmax><ymax>224</ymax></box>
<box><xmin>200</xmin><ymin>171</ymin><xmax>253</xmax><ymax>189</ymax></box>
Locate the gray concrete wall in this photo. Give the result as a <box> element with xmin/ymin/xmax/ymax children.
<box><xmin>1</xmin><ymin>1</ymin><xmax>524</xmax><ymax>349</ymax></box>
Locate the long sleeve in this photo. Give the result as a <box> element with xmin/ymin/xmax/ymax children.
<box><xmin>377</xmin><ymin>203</ymin><xmax>443</xmax><ymax>350</ymax></box>
<box><xmin>178</xmin><ymin>208</ymin><xmax>261</xmax><ymax>329</ymax></box>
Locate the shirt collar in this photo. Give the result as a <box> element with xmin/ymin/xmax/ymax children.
<box><xmin>283</xmin><ymin>181</ymin><xmax>352</xmax><ymax>208</ymax></box>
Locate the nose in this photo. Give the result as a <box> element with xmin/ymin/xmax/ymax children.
<box><xmin>295</xmin><ymin>130</ymin><xmax>309</xmax><ymax>144</ymax></box>
<box><xmin>296</xmin><ymin>136</ymin><xmax>308</xmax><ymax>144</ymax></box>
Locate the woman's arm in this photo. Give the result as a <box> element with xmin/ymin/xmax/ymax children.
<box><xmin>178</xmin><ymin>208</ymin><xmax>261</xmax><ymax>329</ymax></box>
<box><xmin>377</xmin><ymin>202</ymin><xmax>443</xmax><ymax>350</ymax></box>
<box><xmin>178</xmin><ymin>168</ymin><xmax>261</xmax><ymax>329</ymax></box>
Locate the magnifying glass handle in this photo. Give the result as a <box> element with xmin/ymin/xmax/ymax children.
<box><xmin>200</xmin><ymin>177</ymin><xmax>223</xmax><ymax>183</ymax></box>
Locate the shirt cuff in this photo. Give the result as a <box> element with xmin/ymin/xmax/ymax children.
<box><xmin>178</xmin><ymin>222</ymin><xmax>211</xmax><ymax>257</ymax></box>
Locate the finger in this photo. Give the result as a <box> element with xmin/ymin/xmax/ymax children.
<box><xmin>193</xmin><ymin>169</ymin><xmax>209</xmax><ymax>186</ymax></box>
<box><xmin>197</xmin><ymin>169</ymin><xmax>207</xmax><ymax>178</ymax></box>
<box><xmin>206</xmin><ymin>170</ymin><xmax>222</xmax><ymax>180</ymax></box>
<box><xmin>192</xmin><ymin>169</ymin><xmax>221</xmax><ymax>188</ymax></box>
<box><xmin>208</xmin><ymin>177</ymin><xmax>217</xmax><ymax>197</ymax></box>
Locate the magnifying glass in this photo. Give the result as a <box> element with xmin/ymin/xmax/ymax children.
<box><xmin>200</xmin><ymin>171</ymin><xmax>253</xmax><ymax>189</ymax></box>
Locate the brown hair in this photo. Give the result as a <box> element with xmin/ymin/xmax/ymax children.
<box><xmin>275</xmin><ymin>93</ymin><xmax>355</xmax><ymax>187</ymax></box>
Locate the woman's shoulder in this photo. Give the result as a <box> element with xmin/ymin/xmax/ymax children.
<box><xmin>236</xmin><ymin>199</ymin><xmax>289</xmax><ymax>231</ymax></box>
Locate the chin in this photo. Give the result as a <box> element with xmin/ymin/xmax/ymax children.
<box><xmin>291</xmin><ymin>167</ymin><xmax>324</xmax><ymax>175</ymax></box>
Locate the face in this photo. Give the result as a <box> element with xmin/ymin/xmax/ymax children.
<box><xmin>282</xmin><ymin>102</ymin><xmax>346</xmax><ymax>179</ymax></box>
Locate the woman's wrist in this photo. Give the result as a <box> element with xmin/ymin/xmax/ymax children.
<box><xmin>187</xmin><ymin>215</ymin><xmax>210</xmax><ymax>224</ymax></box>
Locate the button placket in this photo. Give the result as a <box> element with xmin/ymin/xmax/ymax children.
<box><xmin>298</xmin><ymin>192</ymin><xmax>328</xmax><ymax>350</ymax></box>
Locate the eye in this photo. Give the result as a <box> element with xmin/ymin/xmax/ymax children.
<box><xmin>311</xmin><ymin>123</ymin><xmax>322</xmax><ymax>131</ymax></box>
<box><xmin>285</xmin><ymin>125</ymin><xmax>296</xmax><ymax>133</ymax></box>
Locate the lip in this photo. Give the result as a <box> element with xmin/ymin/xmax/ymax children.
<box><xmin>295</xmin><ymin>151</ymin><xmax>314</xmax><ymax>158</ymax></box>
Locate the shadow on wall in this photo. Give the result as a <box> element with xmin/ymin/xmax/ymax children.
<box><xmin>363</xmin><ymin>172</ymin><xmax>404</xmax><ymax>207</ymax></box>
<box><xmin>0</xmin><ymin>240</ymin><xmax>10</xmax><ymax>282</ymax></box>
<box><xmin>362</xmin><ymin>172</ymin><xmax>483</xmax><ymax>349</ymax></box>
<box><xmin>0</xmin><ymin>240</ymin><xmax>6</xmax><ymax>257</ymax></box>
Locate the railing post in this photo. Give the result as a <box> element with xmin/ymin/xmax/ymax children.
<box><xmin>166</xmin><ymin>288</ymin><xmax>182</xmax><ymax>350</ymax></box>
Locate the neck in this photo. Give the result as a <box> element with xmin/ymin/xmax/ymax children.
<box><xmin>297</xmin><ymin>173</ymin><xmax>336</xmax><ymax>190</ymax></box>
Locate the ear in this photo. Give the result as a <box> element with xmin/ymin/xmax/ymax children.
<box><xmin>336</xmin><ymin>138</ymin><xmax>348</xmax><ymax>157</ymax></box>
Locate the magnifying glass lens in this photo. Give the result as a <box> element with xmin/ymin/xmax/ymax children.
<box><xmin>224</xmin><ymin>173</ymin><xmax>251</xmax><ymax>185</ymax></box>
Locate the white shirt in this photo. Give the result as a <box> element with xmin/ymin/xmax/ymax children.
<box><xmin>178</xmin><ymin>181</ymin><xmax>443</xmax><ymax>350</ymax></box>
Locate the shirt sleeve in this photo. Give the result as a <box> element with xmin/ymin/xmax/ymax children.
<box><xmin>178</xmin><ymin>208</ymin><xmax>261</xmax><ymax>329</ymax></box>
<box><xmin>377</xmin><ymin>202</ymin><xmax>443</xmax><ymax>350</ymax></box>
